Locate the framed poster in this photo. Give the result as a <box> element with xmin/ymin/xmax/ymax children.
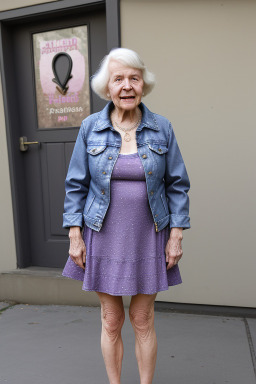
<box><xmin>32</xmin><ymin>26</ymin><xmax>90</xmax><ymax>129</ymax></box>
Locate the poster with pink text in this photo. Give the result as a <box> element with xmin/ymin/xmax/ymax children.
<box><xmin>33</xmin><ymin>26</ymin><xmax>90</xmax><ymax>129</ymax></box>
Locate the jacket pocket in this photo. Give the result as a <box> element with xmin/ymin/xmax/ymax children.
<box><xmin>148</xmin><ymin>143</ymin><xmax>168</xmax><ymax>155</ymax></box>
<box><xmin>147</xmin><ymin>143</ymin><xmax>168</xmax><ymax>179</ymax></box>
<box><xmin>87</xmin><ymin>145</ymin><xmax>107</xmax><ymax>155</ymax></box>
<box><xmin>160</xmin><ymin>193</ymin><xmax>169</xmax><ymax>215</ymax></box>
<box><xmin>84</xmin><ymin>191</ymin><xmax>96</xmax><ymax>215</ymax></box>
<box><xmin>86</xmin><ymin>144</ymin><xmax>108</xmax><ymax>178</ymax></box>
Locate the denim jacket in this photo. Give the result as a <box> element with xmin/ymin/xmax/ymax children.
<box><xmin>63</xmin><ymin>101</ymin><xmax>190</xmax><ymax>232</ymax></box>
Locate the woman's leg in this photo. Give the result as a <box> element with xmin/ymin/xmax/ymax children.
<box><xmin>96</xmin><ymin>291</ymin><xmax>125</xmax><ymax>384</ymax></box>
<box><xmin>129</xmin><ymin>293</ymin><xmax>158</xmax><ymax>384</ymax></box>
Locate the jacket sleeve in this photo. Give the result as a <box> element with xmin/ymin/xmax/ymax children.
<box><xmin>63</xmin><ymin>122</ymin><xmax>91</xmax><ymax>228</ymax></box>
<box><xmin>165</xmin><ymin>122</ymin><xmax>191</xmax><ymax>229</ymax></box>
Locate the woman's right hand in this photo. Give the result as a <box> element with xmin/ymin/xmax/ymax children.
<box><xmin>69</xmin><ymin>227</ymin><xmax>86</xmax><ymax>270</ymax></box>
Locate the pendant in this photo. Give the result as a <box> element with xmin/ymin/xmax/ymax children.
<box><xmin>124</xmin><ymin>132</ymin><xmax>131</xmax><ymax>142</ymax></box>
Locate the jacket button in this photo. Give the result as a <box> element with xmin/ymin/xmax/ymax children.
<box><xmin>92</xmin><ymin>148</ymin><xmax>96</xmax><ymax>152</ymax></box>
<box><xmin>158</xmin><ymin>148</ymin><xmax>162</xmax><ymax>152</ymax></box>
<box><xmin>108</xmin><ymin>156</ymin><xmax>113</xmax><ymax>160</ymax></box>
<box><xmin>101</xmin><ymin>189</ymin><xmax>105</xmax><ymax>195</ymax></box>
<box><xmin>148</xmin><ymin>171</ymin><xmax>152</xmax><ymax>175</ymax></box>
<box><xmin>150</xmin><ymin>191</ymin><xmax>154</xmax><ymax>195</ymax></box>
<box><xmin>102</xmin><ymin>171</ymin><xmax>106</xmax><ymax>174</ymax></box>
<box><xmin>142</xmin><ymin>154</ymin><xmax>147</xmax><ymax>159</ymax></box>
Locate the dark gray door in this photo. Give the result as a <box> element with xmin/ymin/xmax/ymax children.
<box><xmin>10</xmin><ymin>9</ymin><xmax>107</xmax><ymax>267</ymax></box>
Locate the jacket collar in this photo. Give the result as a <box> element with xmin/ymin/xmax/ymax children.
<box><xmin>92</xmin><ymin>101</ymin><xmax>159</xmax><ymax>132</ymax></box>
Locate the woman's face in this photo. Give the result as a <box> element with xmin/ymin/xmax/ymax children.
<box><xmin>107</xmin><ymin>60</ymin><xmax>144</xmax><ymax>112</ymax></box>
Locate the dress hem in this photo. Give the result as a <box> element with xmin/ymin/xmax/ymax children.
<box><xmin>62</xmin><ymin>272</ymin><xmax>182</xmax><ymax>296</ymax></box>
<box><xmin>80</xmin><ymin>283</ymin><xmax>182</xmax><ymax>296</ymax></box>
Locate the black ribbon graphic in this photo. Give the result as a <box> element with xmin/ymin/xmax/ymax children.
<box><xmin>52</xmin><ymin>52</ymin><xmax>73</xmax><ymax>95</ymax></box>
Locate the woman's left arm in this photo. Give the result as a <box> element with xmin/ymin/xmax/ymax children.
<box><xmin>165</xmin><ymin>122</ymin><xmax>190</xmax><ymax>230</ymax></box>
<box><xmin>165</xmin><ymin>227</ymin><xmax>183</xmax><ymax>270</ymax></box>
<box><xmin>164</xmin><ymin>123</ymin><xmax>190</xmax><ymax>269</ymax></box>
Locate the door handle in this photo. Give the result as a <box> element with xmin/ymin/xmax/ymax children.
<box><xmin>20</xmin><ymin>136</ymin><xmax>40</xmax><ymax>152</ymax></box>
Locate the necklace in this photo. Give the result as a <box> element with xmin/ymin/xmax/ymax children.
<box><xmin>112</xmin><ymin>111</ymin><xmax>142</xmax><ymax>142</ymax></box>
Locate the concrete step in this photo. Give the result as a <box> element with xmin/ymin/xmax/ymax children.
<box><xmin>0</xmin><ymin>267</ymin><xmax>127</xmax><ymax>307</ymax></box>
<box><xmin>1</xmin><ymin>268</ymin><xmax>256</xmax><ymax>318</ymax></box>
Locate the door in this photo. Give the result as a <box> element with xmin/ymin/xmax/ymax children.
<box><xmin>9</xmin><ymin>7</ymin><xmax>107</xmax><ymax>267</ymax></box>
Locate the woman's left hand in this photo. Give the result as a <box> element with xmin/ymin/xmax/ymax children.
<box><xmin>165</xmin><ymin>228</ymin><xmax>183</xmax><ymax>270</ymax></box>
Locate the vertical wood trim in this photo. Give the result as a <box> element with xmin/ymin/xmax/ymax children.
<box><xmin>0</xmin><ymin>22</ymin><xmax>25</xmax><ymax>268</ymax></box>
<box><xmin>106</xmin><ymin>0</ymin><xmax>120</xmax><ymax>51</ymax></box>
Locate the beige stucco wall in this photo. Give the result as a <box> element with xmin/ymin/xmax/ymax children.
<box><xmin>0</xmin><ymin>0</ymin><xmax>255</xmax><ymax>307</ymax></box>
<box><xmin>0</xmin><ymin>75</ymin><xmax>17</xmax><ymax>270</ymax></box>
<box><xmin>121</xmin><ymin>0</ymin><xmax>256</xmax><ymax>307</ymax></box>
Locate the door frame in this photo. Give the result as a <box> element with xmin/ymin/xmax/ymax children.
<box><xmin>0</xmin><ymin>0</ymin><xmax>120</xmax><ymax>268</ymax></box>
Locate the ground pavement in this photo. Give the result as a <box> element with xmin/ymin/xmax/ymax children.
<box><xmin>0</xmin><ymin>302</ymin><xmax>255</xmax><ymax>384</ymax></box>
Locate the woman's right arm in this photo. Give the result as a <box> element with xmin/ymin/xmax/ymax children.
<box><xmin>63</xmin><ymin>123</ymin><xmax>90</xmax><ymax>269</ymax></box>
<box><xmin>69</xmin><ymin>226</ymin><xmax>86</xmax><ymax>269</ymax></box>
<box><xmin>63</xmin><ymin>122</ymin><xmax>91</xmax><ymax>229</ymax></box>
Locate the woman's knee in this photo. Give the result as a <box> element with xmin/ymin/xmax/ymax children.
<box><xmin>98</xmin><ymin>293</ymin><xmax>125</xmax><ymax>340</ymax></box>
<box><xmin>102</xmin><ymin>306</ymin><xmax>125</xmax><ymax>340</ymax></box>
<box><xmin>129</xmin><ymin>305</ymin><xmax>154</xmax><ymax>340</ymax></box>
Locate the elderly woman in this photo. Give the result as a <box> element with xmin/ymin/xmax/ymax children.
<box><xmin>62</xmin><ymin>47</ymin><xmax>190</xmax><ymax>384</ymax></box>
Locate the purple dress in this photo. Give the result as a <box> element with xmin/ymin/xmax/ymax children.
<box><xmin>62</xmin><ymin>152</ymin><xmax>182</xmax><ymax>296</ymax></box>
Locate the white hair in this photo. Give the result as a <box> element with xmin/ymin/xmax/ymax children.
<box><xmin>91</xmin><ymin>48</ymin><xmax>155</xmax><ymax>100</ymax></box>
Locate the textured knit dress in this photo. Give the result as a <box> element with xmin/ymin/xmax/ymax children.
<box><xmin>62</xmin><ymin>151</ymin><xmax>182</xmax><ymax>295</ymax></box>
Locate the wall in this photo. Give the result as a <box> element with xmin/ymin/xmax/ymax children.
<box><xmin>0</xmin><ymin>75</ymin><xmax>17</xmax><ymax>270</ymax></box>
<box><xmin>0</xmin><ymin>0</ymin><xmax>255</xmax><ymax>307</ymax></box>
<box><xmin>121</xmin><ymin>0</ymin><xmax>256</xmax><ymax>307</ymax></box>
